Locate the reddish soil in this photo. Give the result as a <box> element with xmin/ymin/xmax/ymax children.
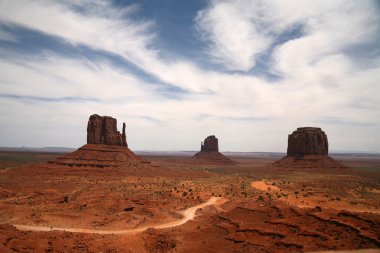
<box><xmin>275</xmin><ymin>155</ymin><xmax>348</xmax><ymax>170</ymax></box>
<box><xmin>0</xmin><ymin>151</ymin><xmax>379</xmax><ymax>252</ymax></box>
<box><xmin>193</xmin><ymin>150</ymin><xmax>237</xmax><ymax>164</ymax></box>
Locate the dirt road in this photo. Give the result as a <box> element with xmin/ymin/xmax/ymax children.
<box><xmin>12</xmin><ymin>197</ymin><xmax>225</xmax><ymax>235</ymax></box>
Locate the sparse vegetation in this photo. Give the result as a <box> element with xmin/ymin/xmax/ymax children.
<box><xmin>0</xmin><ymin>150</ymin><xmax>379</xmax><ymax>252</ymax></box>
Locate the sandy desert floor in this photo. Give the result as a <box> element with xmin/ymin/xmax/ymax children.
<box><xmin>0</xmin><ymin>151</ymin><xmax>379</xmax><ymax>252</ymax></box>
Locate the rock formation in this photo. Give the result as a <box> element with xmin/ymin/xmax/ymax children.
<box><xmin>51</xmin><ymin>114</ymin><xmax>145</xmax><ymax>168</ymax></box>
<box><xmin>201</xmin><ymin>135</ymin><xmax>219</xmax><ymax>152</ymax></box>
<box><xmin>275</xmin><ymin>127</ymin><xmax>347</xmax><ymax>169</ymax></box>
<box><xmin>194</xmin><ymin>135</ymin><xmax>236</xmax><ymax>164</ymax></box>
<box><xmin>287</xmin><ymin>127</ymin><xmax>328</xmax><ymax>156</ymax></box>
<box><xmin>87</xmin><ymin>114</ymin><xmax>127</xmax><ymax>147</ymax></box>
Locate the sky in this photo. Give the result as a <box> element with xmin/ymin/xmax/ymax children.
<box><xmin>0</xmin><ymin>0</ymin><xmax>379</xmax><ymax>152</ymax></box>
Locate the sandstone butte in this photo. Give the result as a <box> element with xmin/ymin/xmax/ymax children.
<box><xmin>51</xmin><ymin>114</ymin><xmax>144</xmax><ymax>168</ymax></box>
<box><xmin>194</xmin><ymin>135</ymin><xmax>237</xmax><ymax>164</ymax></box>
<box><xmin>87</xmin><ymin>114</ymin><xmax>127</xmax><ymax>147</ymax></box>
<box><xmin>275</xmin><ymin>127</ymin><xmax>347</xmax><ymax>169</ymax></box>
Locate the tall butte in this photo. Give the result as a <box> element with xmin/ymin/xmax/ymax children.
<box><xmin>275</xmin><ymin>127</ymin><xmax>347</xmax><ymax>169</ymax></box>
<box><xmin>52</xmin><ymin>114</ymin><xmax>143</xmax><ymax>168</ymax></box>
<box><xmin>87</xmin><ymin>114</ymin><xmax>128</xmax><ymax>147</ymax></box>
<box><xmin>194</xmin><ymin>135</ymin><xmax>236</xmax><ymax>164</ymax></box>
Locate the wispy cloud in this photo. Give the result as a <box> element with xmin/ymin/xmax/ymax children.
<box><xmin>0</xmin><ymin>0</ymin><xmax>379</xmax><ymax>152</ymax></box>
<box><xmin>195</xmin><ymin>0</ymin><xmax>380</xmax><ymax>74</ymax></box>
<box><xmin>316</xmin><ymin>117</ymin><xmax>376</xmax><ymax>127</ymax></box>
<box><xmin>0</xmin><ymin>93</ymin><xmax>100</xmax><ymax>103</ymax></box>
<box><xmin>219</xmin><ymin>116</ymin><xmax>274</xmax><ymax>122</ymax></box>
<box><xmin>195</xmin><ymin>0</ymin><xmax>272</xmax><ymax>71</ymax></box>
<box><xmin>0</xmin><ymin>0</ymin><xmax>156</xmax><ymax>63</ymax></box>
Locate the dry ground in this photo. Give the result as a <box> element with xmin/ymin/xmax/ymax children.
<box><xmin>0</xmin><ymin>151</ymin><xmax>379</xmax><ymax>252</ymax></box>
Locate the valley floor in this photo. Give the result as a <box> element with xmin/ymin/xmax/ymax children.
<box><xmin>0</xmin><ymin>151</ymin><xmax>379</xmax><ymax>252</ymax></box>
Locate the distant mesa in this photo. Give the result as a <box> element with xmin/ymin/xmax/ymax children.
<box><xmin>51</xmin><ymin>114</ymin><xmax>144</xmax><ymax>168</ymax></box>
<box><xmin>201</xmin><ymin>135</ymin><xmax>219</xmax><ymax>152</ymax></box>
<box><xmin>275</xmin><ymin>127</ymin><xmax>347</xmax><ymax>169</ymax></box>
<box><xmin>194</xmin><ymin>135</ymin><xmax>236</xmax><ymax>164</ymax></box>
<box><xmin>287</xmin><ymin>127</ymin><xmax>328</xmax><ymax>156</ymax></box>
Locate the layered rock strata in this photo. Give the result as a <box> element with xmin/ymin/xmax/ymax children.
<box><xmin>287</xmin><ymin>127</ymin><xmax>328</xmax><ymax>156</ymax></box>
<box><xmin>87</xmin><ymin>114</ymin><xmax>127</xmax><ymax>147</ymax></box>
<box><xmin>194</xmin><ymin>135</ymin><xmax>236</xmax><ymax>164</ymax></box>
<box><xmin>201</xmin><ymin>135</ymin><xmax>219</xmax><ymax>152</ymax></box>
<box><xmin>51</xmin><ymin>114</ymin><xmax>144</xmax><ymax>168</ymax></box>
<box><xmin>275</xmin><ymin>127</ymin><xmax>346</xmax><ymax>169</ymax></box>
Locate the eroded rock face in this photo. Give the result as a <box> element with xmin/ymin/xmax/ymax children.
<box><xmin>201</xmin><ymin>135</ymin><xmax>219</xmax><ymax>152</ymax></box>
<box><xmin>194</xmin><ymin>135</ymin><xmax>236</xmax><ymax>164</ymax></box>
<box><xmin>87</xmin><ymin>114</ymin><xmax>127</xmax><ymax>147</ymax></box>
<box><xmin>287</xmin><ymin>127</ymin><xmax>328</xmax><ymax>156</ymax></box>
<box><xmin>275</xmin><ymin>127</ymin><xmax>346</xmax><ymax>169</ymax></box>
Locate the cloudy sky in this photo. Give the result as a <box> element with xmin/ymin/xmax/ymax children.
<box><xmin>0</xmin><ymin>0</ymin><xmax>379</xmax><ymax>152</ymax></box>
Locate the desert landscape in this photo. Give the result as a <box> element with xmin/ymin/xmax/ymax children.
<box><xmin>0</xmin><ymin>115</ymin><xmax>379</xmax><ymax>253</ymax></box>
<box><xmin>1</xmin><ymin>1</ymin><xmax>380</xmax><ymax>252</ymax></box>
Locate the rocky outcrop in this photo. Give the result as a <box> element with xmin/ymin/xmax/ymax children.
<box><xmin>275</xmin><ymin>127</ymin><xmax>347</xmax><ymax>170</ymax></box>
<box><xmin>51</xmin><ymin>114</ymin><xmax>146</xmax><ymax>168</ymax></box>
<box><xmin>52</xmin><ymin>144</ymin><xmax>142</xmax><ymax>168</ymax></box>
<box><xmin>87</xmin><ymin>114</ymin><xmax>127</xmax><ymax>147</ymax></box>
<box><xmin>194</xmin><ymin>135</ymin><xmax>236</xmax><ymax>164</ymax></box>
<box><xmin>201</xmin><ymin>135</ymin><xmax>219</xmax><ymax>152</ymax></box>
<box><xmin>287</xmin><ymin>127</ymin><xmax>328</xmax><ymax>156</ymax></box>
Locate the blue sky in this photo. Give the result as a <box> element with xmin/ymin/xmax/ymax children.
<box><xmin>0</xmin><ymin>0</ymin><xmax>379</xmax><ymax>152</ymax></box>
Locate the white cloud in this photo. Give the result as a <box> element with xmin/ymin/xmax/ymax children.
<box><xmin>0</xmin><ymin>0</ymin><xmax>156</xmax><ymax>66</ymax></box>
<box><xmin>0</xmin><ymin>0</ymin><xmax>379</xmax><ymax>152</ymax></box>
<box><xmin>195</xmin><ymin>0</ymin><xmax>271</xmax><ymax>71</ymax></box>
<box><xmin>195</xmin><ymin>0</ymin><xmax>380</xmax><ymax>73</ymax></box>
<box><xmin>271</xmin><ymin>0</ymin><xmax>380</xmax><ymax>77</ymax></box>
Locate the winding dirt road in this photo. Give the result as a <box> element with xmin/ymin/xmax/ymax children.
<box><xmin>12</xmin><ymin>197</ymin><xmax>225</xmax><ymax>235</ymax></box>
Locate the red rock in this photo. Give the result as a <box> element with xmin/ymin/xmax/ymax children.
<box><xmin>287</xmin><ymin>127</ymin><xmax>328</xmax><ymax>156</ymax></box>
<box><xmin>194</xmin><ymin>135</ymin><xmax>236</xmax><ymax>164</ymax></box>
<box><xmin>87</xmin><ymin>114</ymin><xmax>127</xmax><ymax>147</ymax></box>
<box><xmin>51</xmin><ymin>114</ymin><xmax>144</xmax><ymax>168</ymax></box>
<box><xmin>53</xmin><ymin>144</ymin><xmax>141</xmax><ymax>168</ymax></box>
<box><xmin>201</xmin><ymin>135</ymin><xmax>219</xmax><ymax>152</ymax></box>
<box><xmin>276</xmin><ymin>127</ymin><xmax>347</xmax><ymax>169</ymax></box>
